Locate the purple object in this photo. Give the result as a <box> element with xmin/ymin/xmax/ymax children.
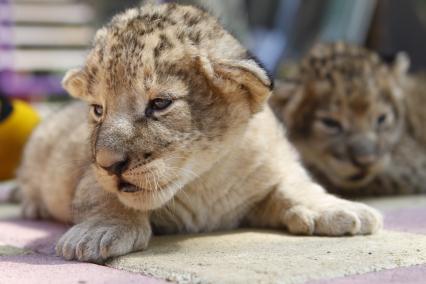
<box><xmin>0</xmin><ymin>0</ymin><xmax>66</xmax><ymax>98</ymax></box>
<box><xmin>0</xmin><ymin>0</ymin><xmax>12</xmax><ymax>26</ymax></box>
<box><xmin>0</xmin><ymin>71</ymin><xmax>66</xmax><ymax>98</ymax></box>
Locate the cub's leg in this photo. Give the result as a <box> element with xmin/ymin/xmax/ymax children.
<box><xmin>18</xmin><ymin>163</ymin><xmax>51</xmax><ymax>220</ymax></box>
<box><xmin>246</xmin><ymin>166</ymin><xmax>382</xmax><ymax>236</ymax></box>
<box><xmin>21</xmin><ymin>189</ymin><xmax>51</xmax><ymax>220</ymax></box>
<box><xmin>55</xmin><ymin>169</ymin><xmax>152</xmax><ymax>263</ymax></box>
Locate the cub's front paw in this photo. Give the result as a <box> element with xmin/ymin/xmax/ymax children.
<box><xmin>283</xmin><ymin>200</ymin><xmax>382</xmax><ymax>236</ymax></box>
<box><xmin>56</xmin><ymin>219</ymin><xmax>151</xmax><ymax>263</ymax></box>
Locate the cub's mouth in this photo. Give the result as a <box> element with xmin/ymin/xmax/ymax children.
<box><xmin>348</xmin><ymin>172</ymin><xmax>368</xmax><ymax>182</ymax></box>
<box><xmin>118</xmin><ymin>180</ymin><xmax>144</xmax><ymax>193</ymax></box>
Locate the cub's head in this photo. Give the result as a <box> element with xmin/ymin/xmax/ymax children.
<box><xmin>271</xmin><ymin>42</ymin><xmax>408</xmax><ymax>189</ymax></box>
<box><xmin>62</xmin><ymin>4</ymin><xmax>272</xmax><ymax>211</ymax></box>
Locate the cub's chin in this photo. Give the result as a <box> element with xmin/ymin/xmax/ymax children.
<box><xmin>316</xmin><ymin>152</ymin><xmax>390</xmax><ymax>190</ymax></box>
<box><xmin>329</xmin><ymin>161</ymin><xmax>389</xmax><ymax>190</ymax></box>
<box><xmin>116</xmin><ymin>182</ymin><xmax>181</xmax><ymax>211</ymax></box>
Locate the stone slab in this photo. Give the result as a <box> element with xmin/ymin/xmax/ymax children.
<box><xmin>107</xmin><ymin>230</ymin><xmax>426</xmax><ymax>284</ymax></box>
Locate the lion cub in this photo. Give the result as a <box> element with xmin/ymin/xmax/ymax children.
<box><xmin>270</xmin><ymin>42</ymin><xmax>426</xmax><ymax>196</ymax></box>
<box><xmin>18</xmin><ymin>4</ymin><xmax>382</xmax><ymax>263</ymax></box>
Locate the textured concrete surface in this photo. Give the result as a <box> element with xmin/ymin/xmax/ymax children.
<box><xmin>107</xmin><ymin>230</ymin><xmax>426</xmax><ymax>284</ymax></box>
<box><xmin>104</xmin><ymin>196</ymin><xmax>426</xmax><ymax>283</ymax></box>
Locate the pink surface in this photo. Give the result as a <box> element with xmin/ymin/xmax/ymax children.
<box><xmin>0</xmin><ymin>219</ymin><xmax>165</xmax><ymax>283</ymax></box>
<box><xmin>384</xmin><ymin>207</ymin><xmax>426</xmax><ymax>234</ymax></box>
<box><xmin>0</xmin><ymin>253</ymin><xmax>164</xmax><ymax>284</ymax></box>
<box><xmin>309</xmin><ymin>264</ymin><xmax>426</xmax><ymax>284</ymax></box>
<box><xmin>0</xmin><ymin>219</ymin><xmax>68</xmax><ymax>254</ymax></box>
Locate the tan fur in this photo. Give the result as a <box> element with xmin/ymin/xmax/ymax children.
<box><xmin>18</xmin><ymin>5</ymin><xmax>381</xmax><ymax>263</ymax></box>
<box><xmin>271</xmin><ymin>42</ymin><xmax>426</xmax><ymax>196</ymax></box>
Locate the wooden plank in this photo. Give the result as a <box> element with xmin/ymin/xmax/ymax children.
<box><xmin>0</xmin><ymin>26</ymin><xmax>94</xmax><ymax>46</ymax></box>
<box><xmin>0</xmin><ymin>3</ymin><xmax>94</xmax><ymax>24</ymax></box>
<box><xmin>0</xmin><ymin>49</ymin><xmax>88</xmax><ymax>71</ymax></box>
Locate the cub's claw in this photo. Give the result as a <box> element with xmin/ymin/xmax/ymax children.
<box><xmin>283</xmin><ymin>201</ymin><xmax>382</xmax><ymax>236</ymax></box>
<box><xmin>56</xmin><ymin>219</ymin><xmax>151</xmax><ymax>263</ymax></box>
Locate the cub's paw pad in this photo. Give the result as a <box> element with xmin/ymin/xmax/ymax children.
<box><xmin>55</xmin><ymin>221</ymin><xmax>150</xmax><ymax>263</ymax></box>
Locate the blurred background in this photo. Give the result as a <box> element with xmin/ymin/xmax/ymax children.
<box><xmin>0</xmin><ymin>0</ymin><xmax>425</xmax><ymax>101</ymax></box>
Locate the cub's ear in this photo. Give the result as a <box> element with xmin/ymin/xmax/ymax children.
<box><xmin>269</xmin><ymin>79</ymin><xmax>304</xmax><ymax>127</ymax></box>
<box><xmin>62</xmin><ymin>68</ymin><xmax>87</xmax><ymax>99</ymax></box>
<box><xmin>271</xmin><ymin>79</ymin><xmax>300</xmax><ymax>104</ymax></box>
<box><xmin>196</xmin><ymin>54</ymin><xmax>273</xmax><ymax>113</ymax></box>
<box><xmin>392</xmin><ymin>52</ymin><xmax>410</xmax><ymax>79</ymax></box>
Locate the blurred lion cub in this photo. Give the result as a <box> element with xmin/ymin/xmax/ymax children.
<box><xmin>17</xmin><ymin>3</ymin><xmax>382</xmax><ymax>263</ymax></box>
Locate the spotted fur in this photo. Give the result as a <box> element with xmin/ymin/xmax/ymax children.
<box><xmin>271</xmin><ymin>42</ymin><xmax>426</xmax><ymax>196</ymax></box>
<box><xmin>18</xmin><ymin>6</ymin><xmax>381</xmax><ymax>263</ymax></box>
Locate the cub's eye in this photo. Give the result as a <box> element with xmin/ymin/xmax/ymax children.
<box><xmin>377</xmin><ymin>113</ymin><xmax>387</xmax><ymax>126</ymax></box>
<box><xmin>145</xmin><ymin>98</ymin><xmax>173</xmax><ymax>117</ymax></box>
<box><xmin>91</xmin><ymin>104</ymin><xmax>103</xmax><ymax>119</ymax></box>
<box><xmin>320</xmin><ymin>117</ymin><xmax>343</xmax><ymax>132</ymax></box>
<box><xmin>151</xmin><ymin>98</ymin><xmax>172</xmax><ymax>111</ymax></box>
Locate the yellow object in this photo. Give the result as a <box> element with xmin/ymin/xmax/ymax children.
<box><xmin>0</xmin><ymin>100</ymin><xmax>40</xmax><ymax>180</ymax></box>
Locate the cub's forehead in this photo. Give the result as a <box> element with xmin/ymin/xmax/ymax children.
<box><xmin>90</xmin><ymin>4</ymin><xmax>222</xmax><ymax>66</ymax></box>
<box><xmin>81</xmin><ymin>3</ymin><xmax>239</xmax><ymax>96</ymax></box>
<box><xmin>300</xmin><ymin>42</ymin><xmax>387</xmax><ymax>83</ymax></box>
<box><xmin>298</xmin><ymin>43</ymin><xmax>399</xmax><ymax>99</ymax></box>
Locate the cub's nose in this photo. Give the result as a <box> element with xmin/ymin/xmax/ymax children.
<box><xmin>348</xmin><ymin>136</ymin><xmax>378</xmax><ymax>168</ymax></box>
<box><xmin>96</xmin><ymin>148</ymin><xmax>129</xmax><ymax>176</ymax></box>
